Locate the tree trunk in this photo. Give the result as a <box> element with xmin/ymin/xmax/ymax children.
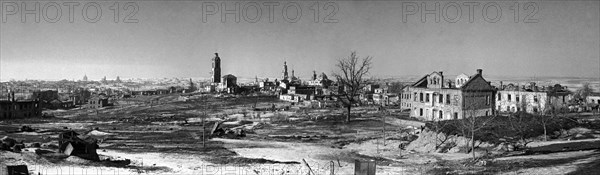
<box><xmin>346</xmin><ymin>105</ymin><xmax>351</xmax><ymax>122</ymax></box>
<box><xmin>471</xmin><ymin>129</ymin><xmax>475</xmax><ymax>160</ymax></box>
<box><xmin>543</xmin><ymin>123</ymin><xmax>548</xmax><ymax>142</ymax></box>
<box><xmin>202</xmin><ymin>116</ymin><xmax>206</xmax><ymax>148</ymax></box>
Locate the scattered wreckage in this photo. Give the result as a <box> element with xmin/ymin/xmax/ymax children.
<box><xmin>210</xmin><ymin>120</ymin><xmax>250</xmax><ymax>139</ymax></box>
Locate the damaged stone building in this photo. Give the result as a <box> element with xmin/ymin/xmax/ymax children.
<box><xmin>0</xmin><ymin>91</ymin><xmax>42</xmax><ymax>119</ymax></box>
<box><xmin>496</xmin><ymin>82</ymin><xmax>572</xmax><ymax>114</ymax></box>
<box><xmin>401</xmin><ymin>69</ymin><xmax>496</xmax><ymax>121</ymax></box>
<box><xmin>204</xmin><ymin>53</ymin><xmax>238</xmax><ymax>93</ymax></box>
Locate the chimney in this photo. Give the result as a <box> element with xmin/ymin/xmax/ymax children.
<box><xmin>11</xmin><ymin>91</ymin><xmax>15</xmax><ymax>102</ymax></box>
<box><xmin>439</xmin><ymin>71</ymin><xmax>443</xmax><ymax>76</ymax></box>
<box><xmin>476</xmin><ymin>69</ymin><xmax>482</xmax><ymax>75</ymax></box>
<box><xmin>500</xmin><ymin>81</ymin><xmax>503</xmax><ymax>90</ymax></box>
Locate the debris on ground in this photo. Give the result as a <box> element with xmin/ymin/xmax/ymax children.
<box><xmin>20</xmin><ymin>125</ymin><xmax>35</xmax><ymax>132</ymax></box>
<box><xmin>211</xmin><ymin>121</ymin><xmax>247</xmax><ymax>139</ymax></box>
<box><xmin>57</xmin><ymin>131</ymin><xmax>100</xmax><ymax>161</ymax></box>
<box><xmin>1</xmin><ymin>136</ymin><xmax>18</xmax><ymax>151</ymax></box>
<box><xmin>5</xmin><ymin>165</ymin><xmax>29</xmax><ymax>175</ymax></box>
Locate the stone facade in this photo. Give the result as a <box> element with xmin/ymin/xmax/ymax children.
<box><xmin>586</xmin><ymin>93</ymin><xmax>600</xmax><ymax>105</ymax></box>
<box><xmin>496</xmin><ymin>83</ymin><xmax>571</xmax><ymax>114</ymax></box>
<box><xmin>401</xmin><ymin>69</ymin><xmax>496</xmax><ymax>121</ymax></box>
<box><xmin>0</xmin><ymin>92</ymin><xmax>41</xmax><ymax>119</ymax></box>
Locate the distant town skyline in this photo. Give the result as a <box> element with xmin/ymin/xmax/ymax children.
<box><xmin>1</xmin><ymin>1</ymin><xmax>599</xmax><ymax>81</ymax></box>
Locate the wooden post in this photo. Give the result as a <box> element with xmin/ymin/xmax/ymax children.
<box><xmin>382</xmin><ymin>107</ymin><xmax>386</xmax><ymax>146</ymax></box>
<box><xmin>376</xmin><ymin>136</ymin><xmax>379</xmax><ymax>154</ymax></box>
<box><xmin>202</xmin><ymin>114</ymin><xmax>206</xmax><ymax>148</ymax></box>
<box><xmin>302</xmin><ymin>159</ymin><xmax>315</xmax><ymax>175</ymax></box>
<box><xmin>330</xmin><ymin>161</ymin><xmax>335</xmax><ymax>175</ymax></box>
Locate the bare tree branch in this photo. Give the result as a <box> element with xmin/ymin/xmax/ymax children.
<box><xmin>333</xmin><ymin>51</ymin><xmax>373</xmax><ymax>122</ymax></box>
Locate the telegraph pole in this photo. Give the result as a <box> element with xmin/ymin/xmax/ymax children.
<box><xmin>381</xmin><ymin>105</ymin><xmax>386</xmax><ymax>146</ymax></box>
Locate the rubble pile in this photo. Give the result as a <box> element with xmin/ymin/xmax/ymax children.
<box><xmin>1</xmin><ymin>136</ymin><xmax>24</xmax><ymax>153</ymax></box>
<box><xmin>210</xmin><ymin>121</ymin><xmax>249</xmax><ymax>139</ymax></box>
<box><xmin>58</xmin><ymin>131</ymin><xmax>100</xmax><ymax>161</ymax></box>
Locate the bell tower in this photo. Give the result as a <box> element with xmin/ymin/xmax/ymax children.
<box><xmin>212</xmin><ymin>53</ymin><xmax>221</xmax><ymax>83</ymax></box>
<box><xmin>282</xmin><ymin>61</ymin><xmax>289</xmax><ymax>80</ymax></box>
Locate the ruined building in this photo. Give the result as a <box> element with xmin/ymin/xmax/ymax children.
<box><xmin>496</xmin><ymin>82</ymin><xmax>572</xmax><ymax>114</ymax></box>
<box><xmin>212</xmin><ymin>53</ymin><xmax>221</xmax><ymax>83</ymax></box>
<box><xmin>0</xmin><ymin>91</ymin><xmax>42</xmax><ymax>119</ymax></box>
<box><xmin>401</xmin><ymin>69</ymin><xmax>496</xmax><ymax>120</ymax></box>
<box><xmin>205</xmin><ymin>53</ymin><xmax>239</xmax><ymax>93</ymax></box>
<box><xmin>219</xmin><ymin>74</ymin><xmax>238</xmax><ymax>93</ymax></box>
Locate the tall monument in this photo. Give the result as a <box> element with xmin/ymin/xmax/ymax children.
<box><xmin>212</xmin><ymin>53</ymin><xmax>221</xmax><ymax>83</ymax></box>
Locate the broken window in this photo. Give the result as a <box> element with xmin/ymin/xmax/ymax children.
<box><xmin>453</xmin><ymin>95</ymin><xmax>459</xmax><ymax>105</ymax></box>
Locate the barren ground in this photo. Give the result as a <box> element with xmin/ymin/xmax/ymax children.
<box><xmin>1</xmin><ymin>93</ymin><xmax>600</xmax><ymax>175</ymax></box>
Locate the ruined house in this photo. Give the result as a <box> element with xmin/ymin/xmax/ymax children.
<box><xmin>219</xmin><ymin>74</ymin><xmax>238</xmax><ymax>93</ymax></box>
<box><xmin>85</xmin><ymin>95</ymin><xmax>109</xmax><ymax>109</ymax></box>
<box><xmin>587</xmin><ymin>92</ymin><xmax>600</xmax><ymax>111</ymax></box>
<box><xmin>401</xmin><ymin>69</ymin><xmax>496</xmax><ymax>120</ymax></box>
<box><xmin>0</xmin><ymin>92</ymin><xmax>42</xmax><ymax>119</ymax></box>
<box><xmin>496</xmin><ymin>82</ymin><xmax>572</xmax><ymax>114</ymax></box>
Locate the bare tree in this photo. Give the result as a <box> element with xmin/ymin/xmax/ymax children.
<box><xmin>538</xmin><ymin>97</ymin><xmax>555</xmax><ymax>142</ymax></box>
<box><xmin>573</xmin><ymin>82</ymin><xmax>592</xmax><ymax>104</ymax></box>
<box><xmin>333</xmin><ymin>51</ymin><xmax>373</xmax><ymax>122</ymax></box>
<box><xmin>387</xmin><ymin>82</ymin><xmax>404</xmax><ymax>94</ymax></box>
<box><xmin>195</xmin><ymin>95</ymin><xmax>214</xmax><ymax>148</ymax></box>
<box><xmin>430</xmin><ymin>118</ymin><xmax>452</xmax><ymax>150</ymax></box>
<box><xmin>507</xmin><ymin>112</ymin><xmax>535</xmax><ymax>149</ymax></box>
<box><xmin>459</xmin><ymin>91</ymin><xmax>496</xmax><ymax>160</ymax></box>
<box><xmin>538</xmin><ymin>96</ymin><xmax>573</xmax><ymax>142</ymax></box>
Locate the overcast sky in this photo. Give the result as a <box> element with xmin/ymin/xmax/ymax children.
<box><xmin>1</xmin><ymin>0</ymin><xmax>599</xmax><ymax>81</ymax></box>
